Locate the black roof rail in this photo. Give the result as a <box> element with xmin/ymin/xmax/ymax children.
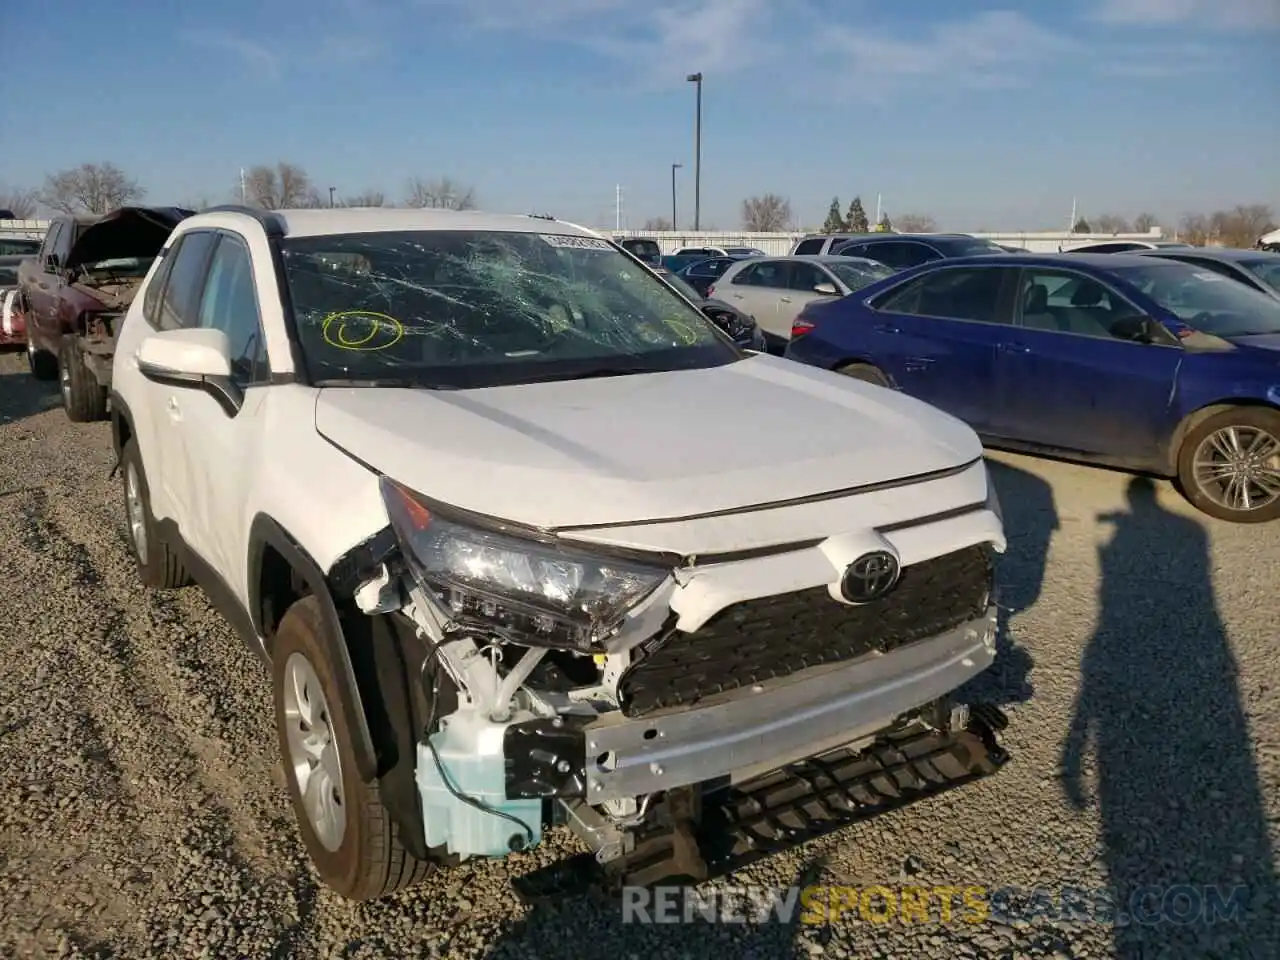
<box><xmin>524</xmin><ymin>213</ymin><xmax>558</xmax><ymax>221</ymax></box>
<box><xmin>203</xmin><ymin>204</ymin><xmax>287</xmax><ymax>238</ymax></box>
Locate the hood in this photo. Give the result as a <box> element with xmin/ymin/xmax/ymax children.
<box><xmin>67</xmin><ymin>206</ymin><xmax>193</xmax><ymax>270</ymax></box>
<box><xmin>314</xmin><ymin>354</ymin><xmax>983</xmax><ymax>529</ymax></box>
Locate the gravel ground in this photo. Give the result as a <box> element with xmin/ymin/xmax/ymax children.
<box><xmin>1</xmin><ymin>348</ymin><xmax>1278</xmax><ymax>960</ymax></box>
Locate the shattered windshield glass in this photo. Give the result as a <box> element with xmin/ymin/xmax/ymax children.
<box><xmin>280</xmin><ymin>230</ymin><xmax>740</xmax><ymax>388</ymax></box>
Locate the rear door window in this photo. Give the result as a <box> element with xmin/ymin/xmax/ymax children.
<box><xmin>876</xmin><ymin>267</ymin><xmax>1013</xmax><ymax>324</ymax></box>
<box><xmin>794</xmin><ymin>238</ymin><xmax>825</xmax><ymax>255</ymax></box>
<box><xmin>155</xmin><ymin>231</ymin><xmax>218</xmax><ymax>331</ymax></box>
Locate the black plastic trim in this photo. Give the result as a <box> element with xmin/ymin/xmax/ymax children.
<box><xmin>327</xmin><ymin>525</ymin><xmax>401</xmax><ymax>597</ymax></box>
<box><xmin>247</xmin><ymin>513</ymin><xmax>379</xmax><ymax>782</ymax></box>
<box><xmin>504</xmin><ymin>715</ymin><xmax>587</xmax><ymax>799</ymax></box>
<box><xmin>203</xmin><ymin>204</ymin><xmax>287</xmax><ymax>237</ymax></box>
<box><xmin>153</xmin><ymin>517</ymin><xmax>266</xmax><ymax>663</ymax></box>
<box><xmin>137</xmin><ymin>364</ymin><xmax>244</xmax><ymax>417</ymax></box>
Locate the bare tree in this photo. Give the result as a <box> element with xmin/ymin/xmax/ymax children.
<box><xmin>244</xmin><ymin>162</ymin><xmax>320</xmax><ymax>209</ymax></box>
<box><xmin>41</xmin><ymin>163</ymin><xmax>146</xmax><ymax>215</ymax></box>
<box><xmin>1133</xmin><ymin>212</ymin><xmax>1158</xmax><ymax>232</ymax></box>
<box><xmin>740</xmin><ymin>194</ymin><xmax>792</xmax><ymax>232</ymax></box>
<box><xmin>0</xmin><ymin>187</ymin><xmax>39</xmax><ymax>219</ymax></box>
<box><xmin>1094</xmin><ymin>213</ymin><xmax>1131</xmax><ymax>234</ymax></box>
<box><xmin>1217</xmin><ymin>204</ymin><xmax>1275</xmax><ymax>247</ymax></box>
<box><xmin>1179</xmin><ymin>212</ymin><xmax>1211</xmax><ymax>246</ymax></box>
<box><xmin>896</xmin><ymin>213</ymin><xmax>937</xmax><ymax>233</ymax></box>
<box><xmin>341</xmin><ymin>190</ymin><xmax>391</xmax><ymax>208</ymax></box>
<box><xmin>404</xmin><ymin>177</ymin><xmax>477</xmax><ymax>210</ymax></box>
<box><xmin>642</xmin><ymin>217</ymin><xmax>673</xmax><ymax>230</ymax></box>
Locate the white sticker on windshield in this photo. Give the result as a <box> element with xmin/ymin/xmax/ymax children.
<box><xmin>1192</xmin><ymin>271</ymin><xmax>1225</xmax><ymax>281</ymax></box>
<box><xmin>539</xmin><ymin>233</ymin><xmax>612</xmax><ymax>250</ymax></box>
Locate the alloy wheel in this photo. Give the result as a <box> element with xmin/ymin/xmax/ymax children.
<box><xmin>124</xmin><ymin>463</ymin><xmax>148</xmax><ymax>565</ymax></box>
<box><xmin>1191</xmin><ymin>424</ymin><xmax>1280</xmax><ymax>514</ymax></box>
<box><xmin>282</xmin><ymin>652</ymin><xmax>347</xmax><ymax>851</ymax></box>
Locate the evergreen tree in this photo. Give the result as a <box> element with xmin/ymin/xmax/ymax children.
<box><xmin>845</xmin><ymin>196</ymin><xmax>869</xmax><ymax>233</ymax></box>
<box><xmin>1073</xmin><ymin>217</ymin><xmax>1092</xmax><ymax>233</ymax></box>
<box><xmin>877</xmin><ymin>213</ymin><xmax>893</xmax><ymax>232</ymax></box>
<box><xmin>822</xmin><ymin>197</ymin><xmax>845</xmax><ymax>233</ymax></box>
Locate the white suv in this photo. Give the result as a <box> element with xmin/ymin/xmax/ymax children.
<box><xmin>109</xmin><ymin>206</ymin><xmax>1009</xmax><ymax>900</ymax></box>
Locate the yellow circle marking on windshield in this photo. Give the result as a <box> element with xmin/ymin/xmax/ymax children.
<box><xmin>665</xmin><ymin>317</ymin><xmax>699</xmax><ymax>344</ymax></box>
<box><xmin>322</xmin><ymin>311</ymin><xmax>404</xmax><ymax>351</ymax></box>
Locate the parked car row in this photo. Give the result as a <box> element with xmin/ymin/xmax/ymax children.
<box><xmin>9</xmin><ymin>211</ymin><xmax>1278</xmax><ymax>527</ymax></box>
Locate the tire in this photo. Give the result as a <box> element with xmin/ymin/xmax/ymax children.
<box><xmin>27</xmin><ymin>337</ymin><xmax>57</xmax><ymax>381</ymax></box>
<box><xmin>273</xmin><ymin>596</ymin><xmax>436</xmax><ymax>900</ymax></box>
<box><xmin>1176</xmin><ymin>407</ymin><xmax>1280</xmax><ymax>524</ymax></box>
<box><xmin>60</xmin><ymin>336</ymin><xmax>108</xmax><ymax>422</ymax></box>
<box><xmin>835</xmin><ymin>362</ymin><xmax>892</xmax><ymax>387</ymax></box>
<box><xmin>120</xmin><ymin>438</ymin><xmax>191</xmax><ymax>588</ymax></box>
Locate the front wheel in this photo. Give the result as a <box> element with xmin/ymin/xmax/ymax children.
<box><xmin>1177</xmin><ymin>408</ymin><xmax>1280</xmax><ymax>523</ymax></box>
<box><xmin>273</xmin><ymin>597</ymin><xmax>436</xmax><ymax>900</ymax></box>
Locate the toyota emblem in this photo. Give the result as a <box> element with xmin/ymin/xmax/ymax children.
<box><xmin>841</xmin><ymin>551</ymin><xmax>901</xmax><ymax>603</ymax></box>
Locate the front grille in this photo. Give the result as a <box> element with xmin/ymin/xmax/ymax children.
<box><xmin>617</xmin><ymin>544</ymin><xmax>993</xmax><ymax>718</ymax></box>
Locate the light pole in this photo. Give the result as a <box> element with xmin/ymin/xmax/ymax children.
<box><xmin>671</xmin><ymin>163</ymin><xmax>682</xmax><ymax>230</ymax></box>
<box><xmin>685</xmin><ymin>72</ymin><xmax>702</xmax><ymax>231</ymax></box>
<box><xmin>329</xmin><ymin>186</ymin><xmax>336</xmax><ymax>208</ymax></box>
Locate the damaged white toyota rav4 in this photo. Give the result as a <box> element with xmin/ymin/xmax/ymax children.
<box><xmin>109</xmin><ymin>206</ymin><xmax>1009</xmax><ymax>900</ymax></box>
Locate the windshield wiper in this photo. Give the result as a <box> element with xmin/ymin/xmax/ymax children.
<box><xmin>522</xmin><ymin>365</ymin><xmax>657</xmax><ymax>385</ymax></box>
<box><xmin>313</xmin><ymin>377</ymin><xmax>453</xmax><ymax>390</ymax></box>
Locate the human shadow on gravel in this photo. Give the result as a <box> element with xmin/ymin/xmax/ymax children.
<box><xmin>487</xmin><ymin>854</ymin><xmax>830</xmax><ymax>960</ymax></box>
<box><xmin>953</xmin><ymin>457</ymin><xmax>1049</xmax><ymax>710</ymax></box>
<box><xmin>0</xmin><ymin>352</ymin><xmax>60</xmax><ymax>424</ymax></box>
<box><xmin>1060</xmin><ymin>476</ymin><xmax>1279</xmax><ymax>957</ymax></box>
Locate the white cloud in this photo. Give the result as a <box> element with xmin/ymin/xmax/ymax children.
<box><xmin>179</xmin><ymin>29</ymin><xmax>282</xmax><ymax>79</ymax></box>
<box><xmin>1092</xmin><ymin>0</ymin><xmax>1280</xmax><ymax>30</ymax></box>
<box><xmin>817</xmin><ymin>10</ymin><xmax>1075</xmax><ymax>98</ymax></box>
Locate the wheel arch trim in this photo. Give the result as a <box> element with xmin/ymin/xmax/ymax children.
<box><xmin>247</xmin><ymin>512</ymin><xmax>379</xmax><ymax>782</ymax></box>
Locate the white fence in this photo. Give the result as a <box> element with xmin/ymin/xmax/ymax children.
<box><xmin>603</xmin><ymin>227</ymin><xmax>1169</xmax><ymax>255</ymax></box>
<box><xmin>1</xmin><ymin>218</ymin><xmax>1168</xmax><ymax>254</ymax></box>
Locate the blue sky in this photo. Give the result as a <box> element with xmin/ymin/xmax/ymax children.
<box><xmin>2</xmin><ymin>0</ymin><xmax>1277</xmax><ymax>231</ymax></box>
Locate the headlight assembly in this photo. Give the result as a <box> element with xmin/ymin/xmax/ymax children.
<box><xmin>380</xmin><ymin>477</ymin><xmax>670</xmax><ymax>651</ymax></box>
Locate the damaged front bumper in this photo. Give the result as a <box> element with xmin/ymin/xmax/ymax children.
<box><xmin>578</xmin><ymin>605</ymin><xmax>998</xmax><ymax>804</ymax></box>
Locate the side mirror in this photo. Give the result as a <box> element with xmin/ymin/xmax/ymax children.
<box><xmin>136</xmin><ymin>328</ymin><xmax>243</xmax><ymax>416</ymax></box>
<box><xmin>813</xmin><ymin>282</ymin><xmax>838</xmax><ymax>296</ymax></box>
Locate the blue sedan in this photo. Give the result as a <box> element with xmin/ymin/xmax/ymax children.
<box><xmin>785</xmin><ymin>252</ymin><xmax>1280</xmax><ymax>523</ymax></box>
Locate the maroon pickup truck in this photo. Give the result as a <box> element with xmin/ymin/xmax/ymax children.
<box><xmin>19</xmin><ymin>206</ymin><xmax>192</xmax><ymax>421</ymax></box>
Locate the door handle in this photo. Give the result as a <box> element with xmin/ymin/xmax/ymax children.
<box><xmin>779</xmin><ymin>296</ymin><xmax>792</xmax><ymax>303</ymax></box>
<box><xmin>997</xmin><ymin>342</ymin><xmax>1031</xmax><ymax>354</ymax></box>
<box><xmin>874</xmin><ymin>323</ymin><xmax>901</xmax><ymax>334</ymax></box>
<box><xmin>166</xmin><ymin>396</ymin><xmax>181</xmax><ymax>421</ymax></box>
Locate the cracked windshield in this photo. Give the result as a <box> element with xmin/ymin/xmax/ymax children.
<box><xmin>281</xmin><ymin>230</ymin><xmax>738</xmax><ymax>388</ymax></box>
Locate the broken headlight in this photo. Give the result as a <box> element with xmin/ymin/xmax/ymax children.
<box><xmin>381</xmin><ymin>477</ymin><xmax>670</xmax><ymax>651</ymax></box>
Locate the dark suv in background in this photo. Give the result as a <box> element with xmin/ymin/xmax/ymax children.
<box><xmin>617</xmin><ymin>237</ymin><xmax>663</xmax><ymax>266</ymax></box>
<box><xmin>828</xmin><ymin>234</ymin><xmax>1009</xmax><ymax>271</ymax></box>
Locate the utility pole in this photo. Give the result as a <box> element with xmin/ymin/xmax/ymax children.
<box><xmin>686</xmin><ymin>72</ymin><xmax>703</xmax><ymax>231</ymax></box>
<box><xmin>615</xmin><ymin>184</ymin><xmax>623</xmax><ymax>232</ymax></box>
<box><xmin>671</xmin><ymin>163</ymin><xmax>682</xmax><ymax>230</ymax></box>
<box><xmin>239</xmin><ymin>168</ymin><xmax>247</xmax><ymax>204</ymax></box>
<box><xmin>329</xmin><ymin>186</ymin><xmax>336</xmax><ymax>208</ymax></box>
